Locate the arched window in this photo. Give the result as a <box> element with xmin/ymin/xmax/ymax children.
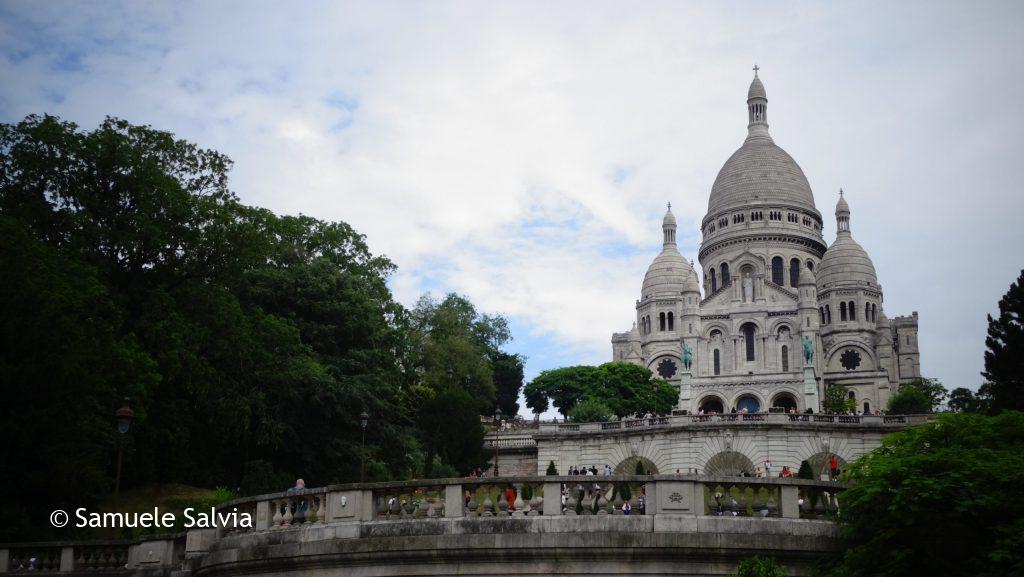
<box><xmin>871</xmin><ymin>303</ymin><xmax>877</xmax><ymax>322</ymax></box>
<box><xmin>771</xmin><ymin>257</ymin><xmax>784</xmax><ymax>285</ymax></box>
<box><xmin>825</xmin><ymin>305</ymin><xmax>831</xmax><ymax>324</ymax></box>
<box><xmin>710</xmin><ymin>268</ymin><xmax>717</xmax><ymax>292</ymax></box>
<box><xmin>713</xmin><ymin>349</ymin><xmax>721</xmax><ymax>375</ymax></box>
<box><xmin>790</xmin><ymin>258</ymin><xmax>800</xmax><ymax>287</ymax></box>
<box><xmin>819</xmin><ymin>307</ymin><xmax>825</xmax><ymax>324</ymax></box>
<box><xmin>781</xmin><ymin>345</ymin><xmax>789</xmax><ymax>372</ymax></box>
<box><xmin>742</xmin><ymin>323</ymin><xmax>756</xmax><ymax>361</ymax></box>
<box><xmin>849</xmin><ymin>301</ymin><xmax>856</xmax><ymax>321</ymax></box>
<box><xmin>865</xmin><ymin>302</ymin><xmax>871</xmax><ymax>322</ymax></box>
<box><xmin>721</xmin><ymin>263</ymin><xmax>731</xmax><ymax>286</ymax></box>
<box><xmin>840</xmin><ymin>302</ymin><xmax>847</xmax><ymax>321</ymax></box>
<box><xmin>668</xmin><ymin>312</ymin><xmax>674</xmax><ymax>331</ymax></box>
<box><xmin>659</xmin><ymin>312</ymin><xmax>666</xmax><ymax>331</ymax></box>
<box><xmin>806</xmin><ymin>260</ymin><xmax>814</xmax><ymax>272</ymax></box>
<box><xmin>863</xmin><ymin>401</ymin><xmax>870</xmax><ymax>414</ymax></box>
<box><xmin>848</xmin><ymin>390</ymin><xmax>856</xmax><ymax>400</ymax></box>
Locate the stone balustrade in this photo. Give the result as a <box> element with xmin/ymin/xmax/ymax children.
<box><xmin>213</xmin><ymin>474</ymin><xmax>843</xmax><ymax>530</ymax></box>
<box><xmin>1</xmin><ymin>536</ymin><xmax>179</xmax><ymax>574</ymax></box>
<box><xmin>0</xmin><ymin>475</ymin><xmax>845</xmax><ymax>576</ymax></box>
<box><xmin>533</xmin><ymin>412</ymin><xmax>926</xmax><ymax>434</ymax></box>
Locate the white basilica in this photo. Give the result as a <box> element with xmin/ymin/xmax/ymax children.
<box><xmin>612</xmin><ymin>72</ymin><xmax>921</xmax><ymax>415</ymax></box>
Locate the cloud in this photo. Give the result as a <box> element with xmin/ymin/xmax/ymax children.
<box><xmin>2</xmin><ymin>0</ymin><xmax>1023</xmax><ymax>404</ymax></box>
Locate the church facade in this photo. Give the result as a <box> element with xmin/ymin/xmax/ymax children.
<box><xmin>612</xmin><ymin>73</ymin><xmax>921</xmax><ymax>415</ymax></box>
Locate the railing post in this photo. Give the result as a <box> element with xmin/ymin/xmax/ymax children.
<box><xmin>59</xmin><ymin>546</ymin><xmax>74</xmax><ymax>572</ymax></box>
<box><xmin>781</xmin><ymin>485</ymin><xmax>800</xmax><ymax>518</ymax></box>
<box><xmin>542</xmin><ymin>482</ymin><xmax>561</xmax><ymax>516</ymax></box>
<box><xmin>185</xmin><ymin>528</ymin><xmax>219</xmax><ymax>559</ymax></box>
<box><xmin>645</xmin><ymin>479</ymin><xmax>659</xmax><ymax>515</ymax></box>
<box><xmin>256</xmin><ymin>499</ymin><xmax>271</xmax><ymax>530</ymax></box>
<box><xmin>445</xmin><ymin>483</ymin><xmax>464</xmax><ymax>518</ymax></box>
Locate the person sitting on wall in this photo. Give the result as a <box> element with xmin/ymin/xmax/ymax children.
<box><xmin>623</xmin><ymin>500</ymin><xmax>632</xmax><ymax>515</ymax></box>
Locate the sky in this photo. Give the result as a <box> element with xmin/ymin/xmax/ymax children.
<box><xmin>2</xmin><ymin>0</ymin><xmax>1022</xmax><ymax>416</ymax></box>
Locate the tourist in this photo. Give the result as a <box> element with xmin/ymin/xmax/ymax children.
<box><xmin>829</xmin><ymin>455</ymin><xmax>839</xmax><ymax>479</ymax></box>
<box><xmin>622</xmin><ymin>500</ymin><xmax>632</xmax><ymax>515</ymax></box>
<box><xmin>763</xmin><ymin>459</ymin><xmax>772</xmax><ymax>476</ymax></box>
<box><xmin>637</xmin><ymin>492</ymin><xmax>646</xmax><ymax>515</ymax></box>
<box><xmin>754</xmin><ymin>466</ymin><xmax>763</xmax><ymax>478</ymax></box>
<box><xmin>589</xmin><ymin>465</ymin><xmax>598</xmax><ymax>475</ymax></box>
<box><xmin>603</xmin><ymin>464</ymin><xmax>612</xmax><ymax>476</ymax></box>
<box><xmin>780</xmin><ymin>466</ymin><xmax>792</xmax><ymax>478</ymax></box>
<box><xmin>288</xmin><ymin>478</ymin><xmax>306</xmax><ymax>492</ymax></box>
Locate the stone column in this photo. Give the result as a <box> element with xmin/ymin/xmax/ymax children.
<box><xmin>445</xmin><ymin>484</ymin><xmax>464</xmax><ymax>518</ymax></box>
<box><xmin>781</xmin><ymin>485</ymin><xmax>800</xmax><ymax>518</ymax></box>
<box><xmin>60</xmin><ymin>547</ymin><xmax>74</xmax><ymax>572</ymax></box>
<box><xmin>543</xmin><ymin>482</ymin><xmax>562</xmax><ymax>516</ymax></box>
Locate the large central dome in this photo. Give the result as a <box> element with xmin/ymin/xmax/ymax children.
<box><xmin>707</xmin><ymin>134</ymin><xmax>816</xmax><ymax>214</ymax></box>
<box><xmin>705</xmin><ymin>74</ymin><xmax>819</xmax><ymax>218</ymax></box>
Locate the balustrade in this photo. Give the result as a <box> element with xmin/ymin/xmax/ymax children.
<box><xmin>7</xmin><ymin>547</ymin><xmax>61</xmax><ymax>572</ymax></box>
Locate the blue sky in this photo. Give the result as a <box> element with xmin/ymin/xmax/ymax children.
<box><xmin>3</xmin><ymin>0</ymin><xmax>1023</xmax><ymax>415</ymax></box>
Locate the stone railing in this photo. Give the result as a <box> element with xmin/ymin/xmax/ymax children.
<box><xmin>482</xmin><ymin>433</ymin><xmax>537</xmax><ymax>449</ymax></box>
<box><xmin>0</xmin><ymin>476</ymin><xmax>845</xmax><ymax>576</ymax></box>
<box><xmin>211</xmin><ymin>475</ymin><xmax>844</xmax><ymax>531</ymax></box>
<box><xmin>1</xmin><ymin>535</ymin><xmax>181</xmax><ymax>573</ymax></box>
<box><xmin>536</xmin><ymin>413</ymin><xmax>930</xmax><ymax>434</ymax></box>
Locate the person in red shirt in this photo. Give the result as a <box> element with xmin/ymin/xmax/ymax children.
<box><xmin>829</xmin><ymin>455</ymin><xmax>839</xmax><ymax>479</ymax></box>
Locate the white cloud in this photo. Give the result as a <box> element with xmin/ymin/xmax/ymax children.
<box><xmin>2</xmin><ymin>0</ymin><xmax>1023</xmax><ymax>393</ymax></box>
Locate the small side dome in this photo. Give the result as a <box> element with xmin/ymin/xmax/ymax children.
<box><xmin>642</xmin><ymin>250</ymin><xmax>701</xmax><ymax>298</ymax></box>
<box><xmin>818</xmin><ymin>191</ymin><xmax>878</xmax><ymax>288</ymax></box>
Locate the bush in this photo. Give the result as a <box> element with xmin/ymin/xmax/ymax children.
<box><xmin>635</xmin><ymin>461</ymin><xmax>647</xmax><ymax>475</ymax></box>
<box><xmin>617</xmin><ymin>483</ymin><xmax>632</xmax><ymax>501</ymax></box>
<box><xmin>731</xmin><ymin>556</ymin><xmax>787</xmax><ymax>577</ymax></box>
<box><xmin>546</xmin><ymin>460</ymin><xmax>558</xmax><ymax>475</ymax></box>
<box><xmin>568</xmin><ymin>398</ymin><xmax>613</xmax><ymax>423</ymax></box>
<box><xmin>522</xmin><ymin>484</ymin><xmax>533</xmax><ymax>501</ymax></box>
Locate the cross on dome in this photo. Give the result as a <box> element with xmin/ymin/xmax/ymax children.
<box><xmin>753</xmin><ymin>64</ymin><xmax>759</xmax><ymax>77</ymax></box>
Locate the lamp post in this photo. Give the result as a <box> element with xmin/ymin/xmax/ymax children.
<box><xmin>114</xmin><ymin>398</ymin><xmax>134</xmax><ymax>499</ymax></box>
<box><xmin>492</xmin><ymin>407</ymin><xmax>502</xmax><ymax>477</ymax></box>
<box><xmin>359</xmin><ymin>410</ymin><xmax>369</xmax><ymax>483</ymax></box>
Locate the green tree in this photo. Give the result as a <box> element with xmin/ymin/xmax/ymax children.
<box><xmin>0</xmin><ymin>115</ymin><xmax>435</xmax><ymax>537</ymax></box>
<box><xmin>568</xmin><ymin>398</ymin><xmax>613</xmax><ymax>422</ymax></box>
<box><xmin>982</xmin><ymin>269</ymin><xmax>1024</xmax><ymax>412</ymax></box>
<box><xmin>492</xmin><ymin>351</ymin><xmax>525</xmax><ymax>416</ymax></box>
<box><xmin>731</xmin><ymin>556</ymin><xmax>788</xmax><ymax>577</ymax></box>
<box><xmin>822</xmin><ymin>384</ymin><xmax>856</xmax><ymax>413</ymax></box>
<box><xmin>546</xmin><ymin>460</ymin><xmax>558</xmax><ymax>475</ymax></box>
<box><xmin>830</xmin><ymin>412</ymin><xmax>1024</xmax><ymax>577</ymax></box>
<box><xmin>525</xmin><ymin>362</ymin><xmax>676</xmax><ymax>419</ymax></box>
<box><xmin>888</xmin><ymin>378</ymin><xmax>946</xmax><ymax>414</ymax></box>
<box><xmin>947</xmin><ymin>387</ymin><xmax>980</xmax><ymax>413</ymax></box>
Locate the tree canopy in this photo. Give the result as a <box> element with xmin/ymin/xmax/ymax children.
<box><xmin>0</xmin><ymin>115</ymin><xmax>521</xmax><ymax>540</ymax></box>
<box><xmin>829</xmin><ymin>411</ymin><xmax>1024</xmax><ymax>577</ymax></box>
<box><xmin>524</xmin><ymin>362</ymin><xmax>676</xmax><ymax>419</ymax></box>
<box><xmin>887</xmin><ymin>378</ymin><xmax>947</xmax><ymax>414</ymax></box>
<box><xmin>982</xmin><ymin>269</ymin><xmax>1024</xmax><ymax>412</ymax></box>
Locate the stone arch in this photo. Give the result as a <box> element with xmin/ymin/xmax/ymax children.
<box><xmin>698</xmin><ymin>395</ymin><xmax>725</xmax><ymax>414</ymax></box>
<box><xmin>769</xmin><ymin>318</ymin><xmax>794</xmax><ymax>335</ymax></box>
<box><xmin>614</xmin><ymin>456</ymin><xmax>659</xmax><ymax>475</ymax></box>
<box><xmin>703</xmin><ymin>322</ymin><xmax>729</xmax><ymax>339</ymax></box>
<box><xmin>771</xmin><ymin>391</ymin><xmax>799</xmax><ymax>412</ymax></box>
<box><xmin>704</xmin><ymin>451</ymin><xmax>755</xmax><ymax>476</ymax></box>
<box><xmin>826</xmin><ymin>342</ymin><xmax>876</xmax><ymax>372</ymax></box>
<box><xmin>731</xmin><ymin>392</ymin><xmax>764</xmax><ymax>413</ymax></box>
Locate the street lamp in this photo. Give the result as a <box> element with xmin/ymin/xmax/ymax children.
<box><xmin>114</xmin><ymin>398</ymin><xmax>134</xmax><ymax>499</ymax></box>
<box><xmin>493</xmin><ymin>407</ymin><xmax>502</xmax><ymax>477</ymax></box>
<box><xmin>359</xmin><ymin>410</ymin><xmax>369</xmax><ymax>483</ymax></box>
